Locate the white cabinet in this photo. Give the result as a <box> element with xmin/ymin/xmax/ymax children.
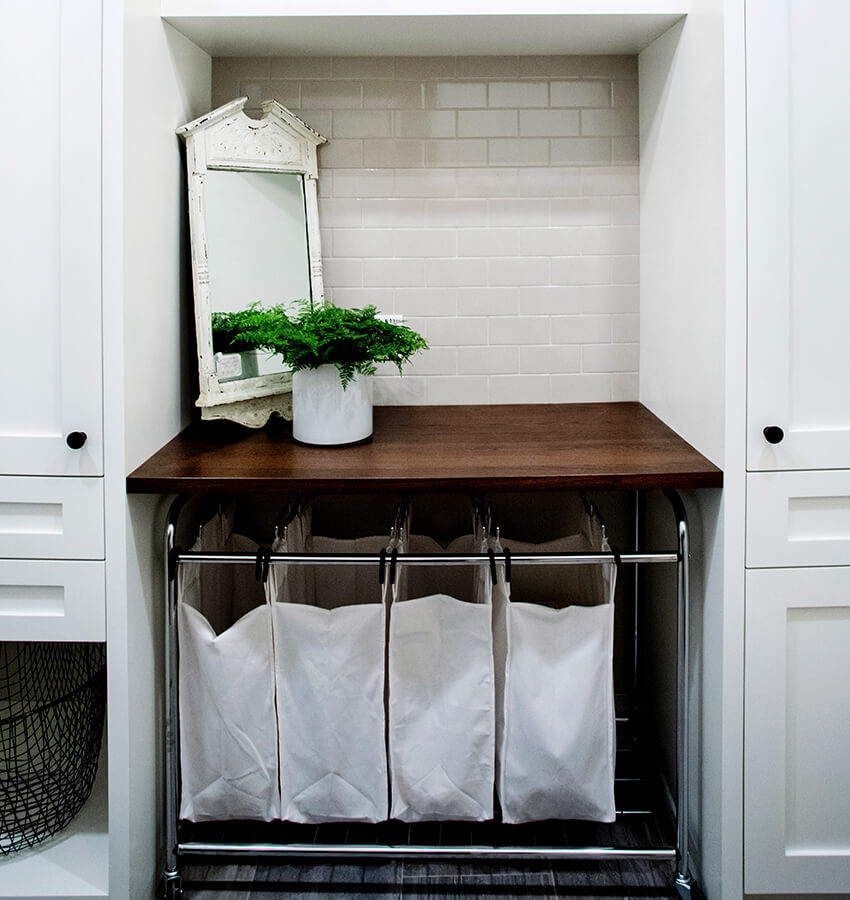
<box><xmin>744</xmin><ymin>567</ymin><xmax>850</xmax><ymax>894</ymax></box>
<box><xmin>745</xmin><ymin>1</ymin><xmax>850</xmax><ymax>893</ymax></box>
<box><xmin>0</xmin><ymin>2</ymin><xmax>109</xmax><ymax>898</ymax></box>
<box><xmin>746</xmin><ymin>0</ymin><xmax>850</xmax><ymax>472</ymax></box>
<box><xmin>0</xmin><ymin>0</ymin><xmax>103</xmax><ymax>477</ymax></box>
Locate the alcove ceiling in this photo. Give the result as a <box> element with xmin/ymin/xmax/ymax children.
<box><xmin>161</xmin><ymin>2</ymin><xmax>686</xmax><ymax>56</ymax></box>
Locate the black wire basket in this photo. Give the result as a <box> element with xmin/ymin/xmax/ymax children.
<box><xmin>0</xmin><ymin>642</ymin><xmax>106</xmax><ymax>855</ymax></box>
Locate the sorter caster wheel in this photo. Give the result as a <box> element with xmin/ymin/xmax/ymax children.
<box><xmin>675</xmin><ymin>872</ymin><xmax>696</xmax><ymax>900</ymax></box>
<box><xmin>160</xmin><ymin>871</ymin><xmax>183</xmax><ymax>900</ymax></box>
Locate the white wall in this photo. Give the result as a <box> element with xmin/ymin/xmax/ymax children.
<box><xmin>106</xmin><ymin>2</ymin><xmax>210</xmax><ymax>896</ymax></box>
<box><xmin>640</xmin><ymin>5</ymin><xmax>745</xmax><ymax>899</ymax></box>
<box><xmin>214</xmin><ymin>55</ymin><xmax>641</xmax><ymax>405</ymax></box>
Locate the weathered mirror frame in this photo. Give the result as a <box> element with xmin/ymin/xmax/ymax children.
<box><xmin>177</xmin><ymin>98</ymin><xmax>327</xmax><ymax>427</ymax></box>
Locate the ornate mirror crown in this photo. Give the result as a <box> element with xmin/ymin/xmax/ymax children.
<box><xmin>178</xmin><ymin>98</ymin><xmax>327</xmax><ymax>427</ymax></box>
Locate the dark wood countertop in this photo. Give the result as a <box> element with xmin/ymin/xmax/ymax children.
<box><xmin>126</xmin><ymin>403</ymin><xmax>722</xmax><ymax>495</ymax></box>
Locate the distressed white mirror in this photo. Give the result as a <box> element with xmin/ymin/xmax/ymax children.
<box><xmin>178</xmin><ymin>98</ymin><xmax>327</xmax><ymax>427</ymax></box>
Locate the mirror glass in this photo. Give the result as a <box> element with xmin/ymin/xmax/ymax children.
<box><xmin>205</xmin><ymin>170</ymin><xmax>311</xmax><ymax>382</ymax></box>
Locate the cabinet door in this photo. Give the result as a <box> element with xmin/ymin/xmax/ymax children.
<box><xmin>0</xmin><ymin>1</ymin><xmax>102</xmax><ymax>476</ymax></box>
<box><xmin>745</xmin><ymin>567</ymin><xmax>850</xmax><ymax>893</ymax></box>
<box><xmin>747</xmin><ymin>0</ymin><xmax>850</xmax><ymax>471</ymax></box>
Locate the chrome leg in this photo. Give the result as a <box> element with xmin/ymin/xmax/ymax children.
<box><xmin>664</xmin><ymin>490</ymin><xmax>692</xmax><ymax>894</ymax></box>
<box><xmin>162</xmin><ymin>497</ymin><xmax>186</xmax><ymax>896</ymax></box>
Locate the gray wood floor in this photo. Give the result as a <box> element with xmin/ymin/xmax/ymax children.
<box><xmin>180</xmin><ymin>858</ymin><xmax>680</xmax><ymax>899</ymax></box>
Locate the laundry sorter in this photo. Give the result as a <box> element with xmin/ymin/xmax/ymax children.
<box><xmin>125</xmin><ymin>402</ymin><xmax>722</xmax><ymax>900</ymax></box>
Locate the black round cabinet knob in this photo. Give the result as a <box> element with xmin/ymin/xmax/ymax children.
<box><xmin>66</xmin><ymin>431</ymin><xmax>88</xmax><ymax>450</ymax></box>
<box><xmin>763</xmin><ymin>425</ymin><xmax>784</xmax><ymax>445</ymax></box>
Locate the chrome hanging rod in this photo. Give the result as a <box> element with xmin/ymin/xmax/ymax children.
<box><xmin>172</xmin><ymin>550</ymin><xmax>677</xmax><ymax>567</ymax></box>
<box><xmin>177</xmin><ymin>841</ymin><xmax>677</xmax><ymax>862</ymax></box>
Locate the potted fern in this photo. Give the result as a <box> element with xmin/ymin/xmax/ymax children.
<box><xmin>215</xmin><ymin>301</ymin><xmax>428</xmax><ymax>445</ymax></box>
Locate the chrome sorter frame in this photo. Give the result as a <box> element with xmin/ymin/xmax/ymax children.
<box><xmin>159</xmin><ymin>489</ymin><xmax>694</xmax><ymax>900</ymax></box>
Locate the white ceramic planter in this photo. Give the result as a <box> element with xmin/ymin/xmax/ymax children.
<box><xmin>292</xmin><ymin>365</ymin><xmax>373</xmax><ymax>446</ymax></box>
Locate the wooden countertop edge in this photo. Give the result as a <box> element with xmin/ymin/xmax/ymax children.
<box><xmin>126</xmin><ymin>403</ymin><xmax>723</xmax><ymax>494</ymax></box>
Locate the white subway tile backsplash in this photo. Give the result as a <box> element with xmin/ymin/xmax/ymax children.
<box><xmin>426</xmin><ymin>376</ymin><xmax>489</xmax><ymax>404</ymax></box>
<box><xmin>271</xmin><ymin>57</ymin><xmax>331</xmax><ymax>79</ymax></box>
<box><xmin>489</xmin><ymin>315</ymin><xmax>550</xmax><ymax>345</ymax></box>
<box><xmin>458</xmin><ymin>228</ymin><xmax>519</xmax><ymax>258</ymax></box>
<box><xmin>425</xmin><ymin>258</ymin><xmax>489</xmax><ymax>287</ymax></box>
<box><xmin>332</xmin><ymin>228</ymin><xmax>395</xmax><ymax>257</ymax></box>
<box><xmin>322</xmin><ymin>258</ymin><xmax>364</xmax><ymax>287</ymax></box>
<box><xmin>551</xmin><ymin>373</ymin><xmax>613</xmax><ymax>403</ymax></box>
<box><xmin>550</xmin><ymin>256</ymin><xmax>612</xmax><ymax>285</ymax></box>
<box><xmin>363</xmin><ymin>198</ymin><xmax>425</xmax><ymax>227</ymax></box>
<box><xmin>519</xmin><ymin>345</ymin><xmax>581</xmax><ymax>374</ymax></box>
<box><xmin>318</xmin><ymin>139</ymin><xmax>363</xmax><ymax>168</ymax></box>
<box><xmin>612</xmin><ymin>255</ymin><xmax>640</xmax><ymax>284</ymax></box>
<box><xmin>428</xmin><ymin>317</ymin><xmax>489</xmax><ymax>346</ymax></box>
<box><xmin>364</xmin><ymin>259</ymin><xmax>425</xmax><ymax>287</ymax></box>
<box><xmin>551</xmin><ymin>315</ymin><xmax>612</xmax><ymax>344</ymax></box>
<box><xmin>331</xmin><ymin>169</ymin><xmax>395</xmax><ymax>198</ymax></box>
<box><xmin>394</xmin><ymin>111</ymin><xmax>456</xmax><ymax>138</ymax></box>
<box><xmin>520</xmin><ymin>286</ymin><xmax>584</xmax><ymax>316</ymax></box>
<box><xmin>425</xmin><ymin>139</ymin><xmax>489</xmax><ymax>168</ymax></box>
<box><xmin>425</xmin><ymin>82</ymin><xmax>488</xmax><ymax>109</ymax></box>
<box><xmin>550</xmin><ymin>81</ymin><xmax>611</xmax><ymax>108</ymax></box>
<box><xmin>425</xmin><ymin>198</ymin><xmax>490</xmax><ymax>227</ymax></box>
<box><xmin>332</xmin><ymin>57</ymin><xmax>395</xmax><ymax>79</ymax></box>
<box><xmin>333</xmin><ymin>110</ymin><xmax>392</xmax><ymax>138</ymax></box>
<box><xmin>488</xmin><ymin>139</ymin><xmax>549</xmax><ymax>167</ymax></box>
<box><xmin>364</xmin><ymin>139</ymin><xmax>424</xmax><ymax>168</ymax></box>
<box><xmin>582</xmin><ymin>343</ymin><xmax>639</xmax><ymax>373</ymax></box>
<box><xmin>519</xmin><ymin>227</ymin><xmax>583</xmax><ymax>257</ymax></box>
<box><xmin>489</xmin><ymin>81</ymin><xmax>548</xmax><ymax>108</ymax></box>
<box><xmin>612</xmin><ymin>136</ymin><xmax>640</xmax><ymax>164</ymax></box>
<box><xmin>519</xmin><ymin>109</ymin><xmax>580</xmax><ymax>137</ymax></box>
<box><xmin>612</xmin><ymin>80</ymin><xmax>639</xmax><ymax>108</ymax></box>
<box><xmin>488</xmin><ymin>198</ymin><xmax>550</xmax><ymax>227</ymax></box>
<box><xmin>550</xmin><ymin>138</ymin><xmax>611</xmax><ymax>166</ymax></box>
<box><xmin>456</xmin><ymin>168</ymin><xmax>521</xmax><ymax>198</ymax></box>
<box><xmin>393</xmin><ymin>229</ymin><xmax>457</xmax><ymax>258</ymax></box>
<box><xmin>550</xmin><ymin>198</ymin><xmax>611</xmax><ymax>226</ymax></box>
<box><xmin>489</xmin><ymin>375</ymin><xmax>553</xmax><ymax>403</ymax></box>
<box><xmin>394</xmin><ymin>57</ymin><xmax>457</xmax><ymax>80</ymax></box>
<box><xmin>395</xmin><ymin>288</ymin><xmax>458</xmax><ymax>317</ymax></box>
<box><xmin>459</xmin><ymin>110</ymin><xmax>518</xmax><ymax>137</ymax></box>
<box><xmin>318</xmin><ymin>198</ymin><xmax>362</xmax><ymax>228</ymax></box>
<box><xmin>457</xmin><ymin>287</ymin><xmax>519</xmax><ymax>317</ymax></box>
<box><xmin>394</xmin><ymin>169</ymin><xmax>458</xmax><ymax>197</ymax></box>
<box><xmin>488</xmin><ymin>258</ymin><xmax>550</xmax><ymax>288</ymax></box>
<box><xmin>458</xmin><ymin>346</ymin><xmax>519</xmax><ymax>375</ymax></box>
<box><xmin>457</xmin><ymin>56</ymin><xmax>519</xmax><ymax>77</ymax></box>
<box><xmin>580</xmin><ymin>226</ymin><xmax>640</xmax><ymax>255</ymax></box>
<box><xmin>302</xmin><ymin>80</ymin><xmax>363</xmax><ymax>109</ymax></box>
<box><xmin>214</xmin><ymin>54</ymin><xmax>640</xmax><ymax>406</ymax></box>
<box><xmin>611</xmin><ymin>373</ymin><xmax>639</xmax><ymax>401</ymax></box>
<box><xmin>366</xmin><ymin>81</ymin><xmax>425</xmax><ymax>110</ymax></box>
<box><xmin>612</xmin><ymin>314</ymin><xmax>640</xmax><ymax>343</ymax></box>
<box><xmin>581</xmin><ymin>107</ymin><xmax>639</xmax><ymax>137</ymax></box>
<box><xmin>373</xmin><ymin>375</ymin><xmax>428</xmax><ymax>405</ymax></box>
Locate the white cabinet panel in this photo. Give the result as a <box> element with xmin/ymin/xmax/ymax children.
<box><xmin>0</xmin><ymin>560</ymin><xmax>105</xmax><ymax>641</ymax></box>
<box><xmin>0</xmin><ymin>0</ymin><xmax>102</xmax><ymax>476</ymax></box>
<box><xmin>745</xmin><ymin>567</ymin><xmax>850</xmax><ymax>894</ymax></box>
<box><xmin>747</xmin><ymin>471</ymin><xmax>850</xmax><ymax>568</ymax></box>
<box><xmin>0</xmin><ymin>477</ymin><xmax>104</xmax><ymax>560</ymax></box>
<box><xmin>746</xmin><ymin>0</ymin><xmax>850</xmax><ymax>471</ymax></box>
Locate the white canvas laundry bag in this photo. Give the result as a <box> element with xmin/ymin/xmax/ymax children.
<box><xmin>177</xmin><ymin>507</ymin><xmax>280</xmax><ymax>822</ymax></box>
<box><xmin>272</xmin><ymin>533</ymin><xmax>393</xmax><ymax>823</ymax></box>
<box><xmin>388</xmin><ymin>545</ymin><xmax>495</xmax><ymax>822</ymax></box>
<box><xmin>493</xmin><ymin>531</ymin><xmax>617</xmax><ymax>824</ymax></box>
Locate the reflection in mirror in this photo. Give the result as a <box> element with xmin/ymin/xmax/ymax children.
<box><xmin>178</xmin><ymin>98</ymin><xmax>327</xmax><ymax>427</ymax></box>
<box><xmin>205</xmin><ymin>171</ymin><xmax>311</xmax><ymax>383</ymax></box>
